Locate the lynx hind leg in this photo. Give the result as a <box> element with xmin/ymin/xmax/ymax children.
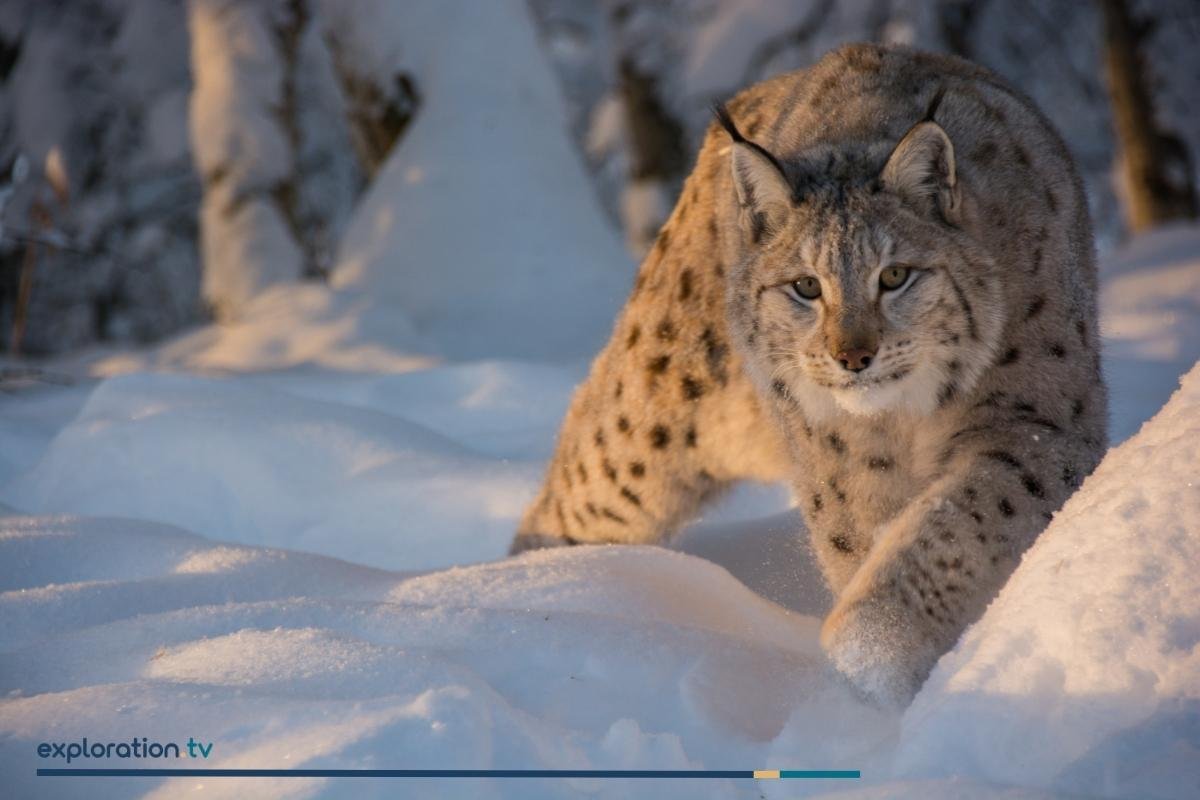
<box><xmin>512</xmin><ymin>341</ymin><xmax>787</xmax><ymax>554</ymax></box>
<box><xmin>512</xmin><ymin>201</ymin><xmax>789</xmax><ymax>552</ymax></box>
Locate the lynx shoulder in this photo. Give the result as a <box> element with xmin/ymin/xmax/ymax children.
<box><xmin>511</xmin><ymin>44</ymin><xmax>1106</xmax><ymax>706</ymax></box>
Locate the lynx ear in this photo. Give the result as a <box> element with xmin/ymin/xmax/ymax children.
<box><xmin>881</xmin><ymin>121</ymin><xmax>960</xmax><ymax>224</ymax></box>
<box><xmin>714</xmin><ymin>105</ymin><xmax>793</xmax><ymax>242</ymax></box>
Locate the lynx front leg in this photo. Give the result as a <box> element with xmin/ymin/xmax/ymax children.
<box><xmin>819</xmin><ymin>433</ymin><xmax>1091</xmax><ymax>706</ymax></box>
<box><xmin>512</xmin><ymin>326</ymin><xmax>788</xmax><ymax>554</ymax></box>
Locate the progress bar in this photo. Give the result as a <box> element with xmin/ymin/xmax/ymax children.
<box><xmin>38</xmin><ymin>768</ymin><xmax>860</xmax><ymax>780</ymax></box>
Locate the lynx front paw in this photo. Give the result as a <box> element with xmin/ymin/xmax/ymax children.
<box><xmin>819</xmin><ymin>596</ymin><xmax>930</xmax><ymax>709</ymax></box>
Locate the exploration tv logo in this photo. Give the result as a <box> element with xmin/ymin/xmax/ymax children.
<box><xmin>38</xmin><ymin>737</ymin><xmax>213</xmax><ymax>764</ymax></box>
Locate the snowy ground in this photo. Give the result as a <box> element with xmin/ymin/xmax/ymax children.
<box><xmin>3</xmin><ymin>3</ymin><xmax>1200</xmax><ymax>794</ymax></box>
<box><xmin>3</xmin><ymin>221</ymin><xmax>1197</xmax><ymax>800</ymax></box>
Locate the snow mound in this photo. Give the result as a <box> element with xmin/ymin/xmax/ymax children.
<box><xmin>330</xmin><ymin>0</ymin><xmax>632</xmax><ymax>361</ymax></box>
<box><xmin>1</xmin><ymin>371</ymin><xmax>553</xmax><ymax>569</ymax></box>
<box><xmin>896</xmin><ymin>362</ymin><xmax>1200</xmax><ymax>798</ymax></box>
<box><xmin>143</xmin><ymin>628</ymin><xmax>394</xmax><ymax>689</ymax></box>
<box><xmin>0</xmin><ymin>514</ymin><xmax>873</xmax><ymax>800</ymax></box>
<box><xmin>392</xmin><ymin>545</ymin><xmax>820</xmax><ymax>653</ymax></box>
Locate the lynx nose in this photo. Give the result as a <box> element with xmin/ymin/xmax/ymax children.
<box><xmin>835</xmin><ymin>348</ymin><xmax>875</xmax><ymax>372</ymax></box>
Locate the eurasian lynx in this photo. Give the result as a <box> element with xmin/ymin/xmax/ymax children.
<box><xmin>512</xmin><ymin>44</ymin><xmax>1106</xmax><ymax>706</ymax></box>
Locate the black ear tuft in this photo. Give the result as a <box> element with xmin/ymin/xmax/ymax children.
<box><xmin>922</xmin><ymin>86</ymin><xmax>946</xmax><ymax>123</ymax></box>
<box><xmin>712</xmin><ymin>103</ymin><xmax>746</xmax><ymax>144</ymax></box>
<box><xmin>712</xmin><ymin>102</ymin><xmax>786</xmax><ymax>176</ymax></box>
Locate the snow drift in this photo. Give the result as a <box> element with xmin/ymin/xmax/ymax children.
<box><xmin>897</xmin><ymin>362</ymin><xmax>1200</xmax><ymax>799</ymax></box>
<box><xmin>0</xmin><ymin>364</ymin><xmax>584</xmax><ymax>569</ymax></box>
<box><xmin>3</xmin><ymin>361</ymin><xmax>1198</xmax><ymax>799</ymax></box>
<box><xmin>0</xmin><ymin>516</ymin><xmax>851</xmax><ymax>800</ymax></box>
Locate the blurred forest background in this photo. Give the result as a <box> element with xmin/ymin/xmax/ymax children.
<box><xmin>0</xmin><ymin>0</ymin><xmax>1196</xmax><ymax>357</ymax></box>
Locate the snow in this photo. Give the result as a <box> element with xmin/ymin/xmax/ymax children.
<box><xmin>327</xmin><ymin>0</ymin><xmax>633</xmax><ymax>362</ymax></box>
<box><xmin>3</xmin><ymin>246</ymin><xmax>1197</xmax><ymax>800</ymax></box>
<box><xmin>188</xmin><ymin>1</ymin><xmax>295</xmax><ymax>191</ymax></box>
<box><xmin>2</xmin><ymin>2</ymin><xmax>1199</xmax><ymax>796</ymax></box>
<box><xmin>1</xmin><ymin>367</ymin><xmax>562</xmax><ymax>569</ymax></box>
<box><xmin>0</xmin><ymin>515</ymin><xmax>840</xmax><ymax>800</ymax></box>
<box><xmin>895</xmin><ymin>361</ymin><xmax>1200</xmax><ymax>799</ymax></box>
<box><xmin>684</xmin><ymin>0</ymin><xmax>820</xmax><ymax>98</ymax></box>
<box><xmin>93</xmin><ymin>282</ymin><xmax>432</xmax><ymax>375</ymax></box>
<box><xmin>1100</xmin><ymin>224</ymin><xmax>1200</xmax><ymax>443</ymax></box>
<box><xmin>14</xmin><ymin>388</ymin><xmax>1200</xmax><ymax>798</ymax></box>
<box><xmin>91</xmin><ymin>0</ymin><xmax>633</xmax><ymax>372</ymax></box>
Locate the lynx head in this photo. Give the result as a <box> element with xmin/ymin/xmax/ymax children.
<box><xmin>717</xmin><ymin>102</ymin><xmax>1005</xmax><ymax>420</ymax></box>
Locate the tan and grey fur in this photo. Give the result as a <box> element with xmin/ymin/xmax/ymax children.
<box><xmin>512</xmin><ymin>44</ymin><xmax>1106</xmax><ymax>706</ymax></box>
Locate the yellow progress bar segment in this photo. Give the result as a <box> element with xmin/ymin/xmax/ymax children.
<box><xmin>753</xmin><ymin>770</ymin><xmax>781</xmax><ymax>779</ymax></box>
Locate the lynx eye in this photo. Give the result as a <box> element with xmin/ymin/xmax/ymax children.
<box><xmin>789</xmin><ymin>276</ymin><xmax>822</xmax><ymax>301</ymax></box>
<box><xmin>879</xmin><ymin>265</ymin><xmax>911</xmax><ymax>291</ymax></box>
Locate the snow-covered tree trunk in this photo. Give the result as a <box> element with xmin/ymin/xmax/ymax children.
<box><xmin>188</xmin><ymin>0</ymin><xmax>310</xmax><ymax>320</ymax></box>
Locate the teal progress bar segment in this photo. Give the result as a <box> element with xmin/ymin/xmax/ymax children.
<box><xmin>38</xmin><ymin>768</ymin><xmax>861</xmax><ymax>780</ymax></box>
